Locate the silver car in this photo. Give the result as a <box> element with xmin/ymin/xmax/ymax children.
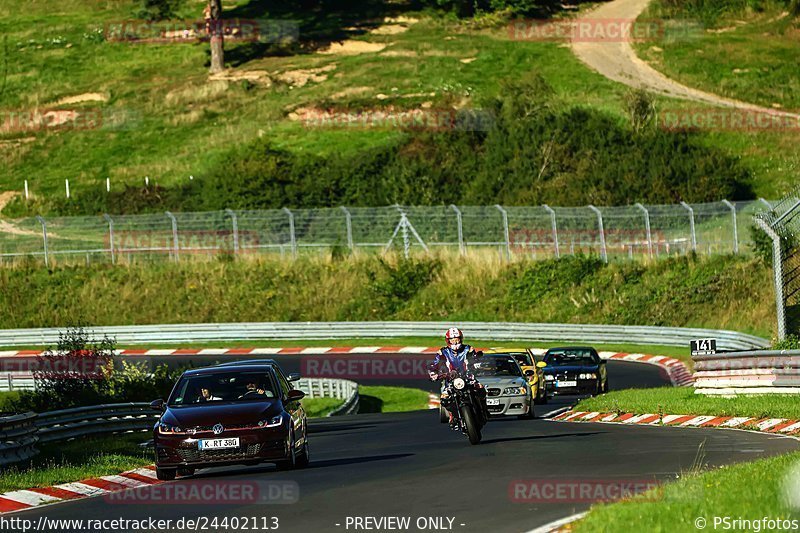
<box><xmin>473</xmin><ymin>354</ymin><xmax>533</xmax><ymax>419</ymax></box>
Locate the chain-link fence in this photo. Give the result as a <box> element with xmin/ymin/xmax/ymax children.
<box><xmin>755</xmin><ymin>189</ymin><xmax>800</xmax><ymax>341</ymax></box>
<box><xmin>0</xmin><ymin>200</ymin><xmax>775</xmax><ymax>267</ymax></box>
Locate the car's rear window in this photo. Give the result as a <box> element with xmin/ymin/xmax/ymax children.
<box><xmin>169</xmin><ymin>371</ymin><xmax>277</xmax><ymax>406</ymax></box>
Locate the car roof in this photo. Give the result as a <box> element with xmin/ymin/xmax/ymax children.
<box><xmin>214</xmin><ymin>359</ymin><xmax>278</xmax><ymax>367</ymax></box>
<box><xmin>182</xmin><ymin>363</ymin><xmax>277</xmax><ymax>377</ymax></box>
<box><xmin>483</xmin><ymin>349</ymin><xmax>529</xmax><ymax>354</ymax></box>
<box><xmin>545</xmin><ymin>346</ymin><xmax>597</xmax><ymax>352</ymax></box>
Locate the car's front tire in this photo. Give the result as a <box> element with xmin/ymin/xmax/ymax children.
<box><xmin>276</xmin><ymin>430</ymin><xmax>298</xmax><ymax>470</ymax></box>
<box><xmin>156</xmin><ymin>467</ymin><xmax>176</xmax><ymax>481</ymax></box>
<box><xmin>296</xmin><ymin>438</ymin><xmax>310</xmax><ymax>468</ymax></box>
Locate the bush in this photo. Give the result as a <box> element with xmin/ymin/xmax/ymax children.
<box><xmin>367</xmin><ymin>258</ymin><xmax>441</xmax><ymax>313</ymax></box>
<box><xmin>773</xmin><ymin>334</ymin><xmax>800</xmax><ymax>350</ymax></box>
<box><xmin>136</xmin><ymin>0</ymin><xmax>185</xmax><ymax>21</ymax></box>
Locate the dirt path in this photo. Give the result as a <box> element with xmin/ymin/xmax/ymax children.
<box><xmin>570</xmin><ymin>0</ymin><xmax>800</xmax><ymax>118</ymax></box>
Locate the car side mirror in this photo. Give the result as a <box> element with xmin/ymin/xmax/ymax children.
<box><xmin>536</xmin><ymin>361</ymin><xmax>547</xmax><ymax>368</ymax></box>
<box><xmin>287</xmin><ymin>372</ymin><xmax>301</xmax><ymax>382</ymax></box>
<box><xmin>524</xmin><ymin>369</ymin><xmax>535</xmax><ymax>377</ymax></box>
<box><xmin>150</xmin><ymin>399</ymin><xmax>165</xmax><ymax>411</ymax></box>
<box><xmin>286</xmin><ymin>389</ymin><xmax>306</xmax><ymax>402</ymax></box>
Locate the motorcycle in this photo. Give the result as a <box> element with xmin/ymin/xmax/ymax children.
<box><xmin>436</xmin><ymin>370</ymin><xmax>488</xmax><ymax>445</ymax></box>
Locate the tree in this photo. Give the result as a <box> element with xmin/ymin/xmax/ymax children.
<box><xmin>206</xmin><ymin>0</ymin><xmax>224</xmax><ymax>73</ymax></box>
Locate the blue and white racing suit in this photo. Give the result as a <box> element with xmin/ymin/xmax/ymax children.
<box><xmin>428</xmin><ymin>345</ymin><xmax>487</xmax><ymax>419</ymax></box>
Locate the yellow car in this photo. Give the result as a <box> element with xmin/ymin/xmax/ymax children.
<box><xmin>482</xmin><ymin>349</ymin><xmax>547</xmax><ymax>405</ymax></box>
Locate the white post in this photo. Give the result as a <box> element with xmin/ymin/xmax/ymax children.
<box><xmin>588</xmin><ymin>205</ymin><xmax>607</xmax><ymax>263</ymax></box>
<box><xmin>24</xmin><ymin>180</ymin><xmax>29</xmax><ymax>200</ymax></box>
<box><xmin>680</xmin><ymin>201</ymin><xmax>697</xmax><ymax>252</ymax></box>
<box><xmin>65</xmin><ymin>179</ymin><xmax>70</xmax><ymax>199</ymax></box>
<box><xmin>35</xmin><ymin>216</ymin><xmax>48</xmax><ymax>267</ymax></box>
<box><xmin>340</xmin><ymin>206</ymin><xmax>354</xmax><ymax>251</ymax></box>
<box><xmin>165</xmin><ymin>211</ymin><xmax>179</xmax><ymax>262</ymax></box>
<box><xmin>106</xmin><ymin>177</ymin><xmax>110</xmax><ymax>192</ymax></box>
<box><xmin>103</xmin><ymin>214</ymin><xmax>115</xmax><ymax>264</ymax></box>
<box><xmin>225</xmin><ymin>209</ymin><xmax>239</xmax><ymax>253</ymax></box>
<box><xmin>542</xmin><ymin>204</ymin><xmax>560</xmax><ymax>258</ymax></box>
<box><xmin>634</xmin><ymin>203</ymin><xmax>653</xmax><ymax>258</ymax></box>
<box><xmin>145</xmin><ymin>176</ymin><xmax>150</xmax><ymax>187</ymax></box>
<box><xmin>283</xmin><ymin>207</ymin><xmax>297</xmax><ymax>258</ymax></box>
<box><xmin>450</xmin><ymin>204</ymin><xmax>465</xmax><ymax>255</ymax></box>
<box><xmin>721</xmin><ymin>200</ymin><xmax>739</xmax><ymax>254</ymax></box>
<box><xmin>495</xmin><ymin>205</ymin><xmax>511</xmax><ymax>260</ymax></box>
<box><xmin>759</xmin><ymin>198</ymin><xmax>772</xmax><ymax>210</ymax></box>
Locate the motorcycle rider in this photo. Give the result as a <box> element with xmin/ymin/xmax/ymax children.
<box><xmin>428</xmin><ymin>327</ymin><xmax>488</xmax><ymax>429</ymax></box>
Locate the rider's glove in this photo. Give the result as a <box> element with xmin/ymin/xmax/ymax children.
<box><xmin>428</xmin><ymin>371</ymin><xmax>438</xmax><ymax>381</ymax></box>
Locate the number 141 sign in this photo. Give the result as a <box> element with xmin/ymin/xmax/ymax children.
<box><xmin>691</xmin><ymin>339</ymin><xmax>717</xmax><ymax>356</ymax></box>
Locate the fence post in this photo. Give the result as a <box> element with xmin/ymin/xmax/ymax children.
<box><xmin>340</xmin><ymin>206</ymin><xmax>354</xmax><ymax>252</ymax></box>
<box><xmin>225</xmin><ymin>209</ymin><xmax>239</xmax><ymax>253</ymax></box>
<box><xmin>103</xmin><ymin>214</ymin><xmax>115</xmax><ymax>264</ymax></box>
<box><xmin>495</xmin><ymin>205</ymin><xmax>511</xmax><ymax>260</ymax></box>
<box><xmin>721</xmin><ymin>200</ymin><xmax>739</xmax><ymax>254</ymax></box>
<box><xmin>35</xmin><ymin>216</ymin><xmax>49</xmax><ymax>267</ymax></box>
<box><xmin>587</xmin><ymin>205</ymin><xmax>607</xmax><ymax>263</ymax></box>
<box><xmin>759</xmin><ymin>198</ymin><xmax>773</xmax><ymax>210</ymax></box>
<box><xmin>449</xmin><ymin>204</ymin><xmax>465</xmax><ymax>255</ymax></box>
<box><xmin>755</xmin><ymin>218</ymin><xmax>786</xmax><ymax>341</ymax></box>
<box><xmin>165</xmin><ymin>211</ymin><xmax>179</xmax><ymax>262</ymax></box>
<box><xmin>283</xmin><ymin>207</ymin><xmax>297</xmax><ymax>258</ymax></box>
<box><xmin>634</xmin><ymin>203</ymin><xmax>653</xmax><ymax>258</ymax></box>
<box><xmin>680</xmin><ymin>201</ymin><xmax>697</xmax><ymax>252</ymax></box>
<box><xmin>542</xmin><ymin>204</ymin><xmax>560</xmax><ymax>258</ymax></box>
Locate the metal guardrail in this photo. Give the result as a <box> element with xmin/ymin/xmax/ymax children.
<box><xmin>296</xmin><ymin>378</ymin><xmax>359</xmax><ymax>416</ymax></box>
<box><xmin>693</xmin><ymin>349</ymin><xmax>800</xmax><ymax>395</ymax></box>
<box><xmin>0</xmin><ymin>322</ymin><xmax>769</xmax><ymax>350</ymax></box>
<box><xmin>0</xmin><ymin>412</ymin><xmax>39</xmax><ymax>466</ymax></box>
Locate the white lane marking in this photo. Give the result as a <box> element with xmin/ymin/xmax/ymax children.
<box><xmin>659</xmin><ymin>414</ymin><xmax>689</xmax><ymax>424</ymax></box>
<box><xmin>348</xmin><ymin>347</ymin><xmax>380</xmax><ymax>353</ymax></box>
<box><xmin>250</xmin><ymin>348</ymin><xmax>282</xmax><ymax>354</ymax></box>
<box><xmin>197</xmin><ymin>349</ymin><xmax>229</xmax><ymax>355</ymax></box>
<box><xmin>680</xmin><ymin>416</ymin><xmax>718</xmax><ymax>427</ymax></box>
<box><xmin>756</xmin><ymin>419</ymin><xmax>787</xmax><ymax>431</ymax></box>
<box><xmin>99</xmin><ymin>475</ymin><xmax>150</xmax><ymax>488</ymax></box>
<box><xmin>0</xmin><ymin>490</ymin><xmax>61</xmax><ymax>506</ymax></box>
<box><xmin>143</xmin><ymin>350</ymin><xmax>177</xmax><ymax>356</ymax></box>
<box><xmin>128</xmin><ymin>468</ymin><xmax>159</xmax><ymax>480</ymax></box>
<box><xmin>300</xmin><ymin>347</ymin><xmax>332</xmax><ymax>354</ymax></box>
<box><xmin>526</xmin><ymin>511</ymin><xmax>589</xmax><ymax>533</ymax></box>
<box><xmin>53</xmin><ymin>483</ymin><xmax>108</xmax><ymax>497</ymax></box>
<box><xmin>398</xmin><ymin>347</ymin><xmax>428</xmax><ymax>353</ymax></box>
<box><xmin>540</xmin><ymin>407</ymin><xmax>571</xmax><ymax>419</ymax></box>
<box><xmin>720</xmin><ymin>417</ymin><xmax>754</xmax><ymax>427</ymax></box>
<box><xmin>779</xmin><ymin>421</ymin><xmax>800</xmax><ymax>433</ymax></box>
<box><xmin>623</xmin><ymin>413</ymin><xmax>658</xmax><ymax>424</ymax></box>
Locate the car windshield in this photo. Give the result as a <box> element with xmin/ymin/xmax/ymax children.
<box><xmin>473</xmin><ymin>356</ymin><xmax>522</xmax><ymax>377</ymax></box>
<box><xmin>544</xmin><ymin>349</ymin><xmax>598</xmax><ymax>366</ymax></box>
<box><xmin>168</xmin><ymin>371</ymin><xmax>277</xmax><ymax>406</ymax></box>
<box><xmin>505</xmin><ymin>352</ymin><xmax>532</xmax><ymax>366</ymax></box>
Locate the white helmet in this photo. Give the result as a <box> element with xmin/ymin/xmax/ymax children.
<box><xmin>445</xmin><ymin>327</ymin><xmax>463</xmax><ymax>351</ymax></box>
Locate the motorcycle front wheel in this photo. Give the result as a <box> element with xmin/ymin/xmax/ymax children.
<box><xmin>460</xmin><ymin>405</ymin><xmax>482</xmax><ymax>445</ymax></box>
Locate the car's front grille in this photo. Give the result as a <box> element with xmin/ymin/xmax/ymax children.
<box><xmin>487</xmin><ymin>388</ymin><xmax>501</xmax><ymax>397</ymax></box>
<box><xmin>176</xmin><ymin>443</ymin><xmax>263</xmax><ymax>462</ymax></box>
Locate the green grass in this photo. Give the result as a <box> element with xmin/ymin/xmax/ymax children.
<box><xmin>576</xmin><ymin>387</ymin><xmax>800</xmax><ymax>420</ymax></box>
<box><xmin>0</xmin><ymin>254</ymin><xmax>776</xmax><ymax>339</ymax></box>
<box><xmin>0</xmin><ymin>432</ymin><xmax>152</xmax><ymax>493</ymax></box>
<box><xmin>301</xmin><ymin>397</ymin><xmax>344</xmax><ymax>418</ymax></box>
<box><xmin>358</xmin><ymin>385</ymin><xmax>430</xmax><ymax>413</ymax></box>
<box><xmin>574</xmin><ymin>450</ymin><xmax>800</xmax><ymax>532</ymax></box>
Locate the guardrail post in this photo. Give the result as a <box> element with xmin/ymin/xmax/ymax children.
<box><xmin>165</xmin><ymin>211</ymin><xmax>179</xmax><ymax>262</ymax></box>
<box><xmin>225</xmin><ymin>209</ymin><xmax>239</xmax><ymax>254</ymax></box>
<box><xmin>340</xmin><ymin>206</ymin><xmax>354</xmax><ymax>251</ymax></box>
<box><xmin>721</xmin><ymin>200</ymin><xmax>739</xmax><ymax>254</ymax></box>
<box><xmin>103</xmin><ymin>214</ymin><xmax>115</xmax><ymax>264</ymax></box>
<box><xmin>542</xmin><ymin>204</ymin><xmax>560</xmax><ymax>258</ymax></box>
<box><xmin>755</xmin><ymin>218</ymin><xmax>786</xmax><ymax>341</ymax></box>
<box><xmin>680</xmin><ymin>202</ymin><xmax>697</xmax><ymax>252</ymax></box>
<box><xmin>283</xmin><ymin>207</ymin><xmax>297</xmax><ymax>258</ymax></box>
<box><xmin>634</xmin><ymin>203</ymin><xmax>653</xmax><ymax>258</ymax></box>
<box><xmin>495</xmin><ymin>205</ymin><xmax>511</xmax><ymax>260</ymax></box>
<box><xmin>449</xmin><ymin>204</ymin><xmax>465</xmax><ymax>256</ymax></box>
<box><xmin>35</xmin><ymin>216</ymin><xmax>49</xmax><ymax>267</ymax></box>
<box><xmin>587</xmin><ymin>205</ymin><xmax>607</xmax><ymax>263</ymax></box>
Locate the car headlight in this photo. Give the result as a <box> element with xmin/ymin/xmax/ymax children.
<box><xmin>544</xmin><ymin>375</ymin><xmax>554</xmax><ymax>381</ymax></box>
<box><xmin>452</xmin><ymin>377</ymin><xmax>466</xmax><ymax>390</ymax></box>
<box><xmin>257</xmin><ymin>415</ymin><xmax>283</xmax><ymax>428</ymax></box>
<box><xmin>503</xmin><ymin>386</ymin><xmax>527</xmax><ymax>396</ymax></box>
<box><xmin>157</xmin><ymin>423</ymin><xmax>185</xmax><ymax>434</ymax></box>
<box><xmin>579</xmin><ymin>373</ymin><xmax>597</xmax><ymax>380</ymax></box>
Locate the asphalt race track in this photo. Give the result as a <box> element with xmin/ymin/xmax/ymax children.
<box><xmin>14</xmin><ymin>357</ymin><xmax>799</xmax><ymax>533</ymax></box>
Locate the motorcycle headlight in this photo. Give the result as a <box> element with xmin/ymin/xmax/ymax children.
<box><xmin>453</xmin><ymin>377</ymin><xmax>466</xmax><ymax>390</ymax></box>
<box><xmin>503</xmin><ymin>386</ymin><xmax>527</xmax><ymax>396</ymax></box>
<box><xmin>258</xmin><ymin>415</ymin><xmax>283</xmax><ymax>428</ymax></box>
<box><xmin>157</xmin><ymin>423</ymin><xmax>185</xmax><ymax>434</ymax></box>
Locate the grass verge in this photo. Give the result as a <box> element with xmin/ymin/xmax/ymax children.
<box><xmin>576</xmin><ymin>387</ymin><xmax>800</xmax><ymax>420</ymax></box>
<box><xmin>0</xmin><ymin>432</ymin><xmax>152</xmax><ymax>493</ymax></box>
<box><xmin>574</xmin><ymin>450</ymin><xmax>800</xmax><ymax>532</ymax></box>
<box><xmin>357</xmin><ymin>386</ymin><xmax>430</xmax><ymax>413</ymax></box>
<box><xmin>301</xmin><ymin>397</ymin><xmax>344</xmax><ymax>418</ymax></box>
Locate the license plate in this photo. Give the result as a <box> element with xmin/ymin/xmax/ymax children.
<box><xmin>556</xmin><ymin>381</ymin><xmax>577</xmax><ymax>388</ymax></box>
<box><xmin>486</xmin><ymin>398</ymin><xmax>500</xmax><ymax>405</ymax></box>
<box><xmin>198</xmin><ymin>437</ymin><xmax>240</xmax><ymax>450</ymax></box>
